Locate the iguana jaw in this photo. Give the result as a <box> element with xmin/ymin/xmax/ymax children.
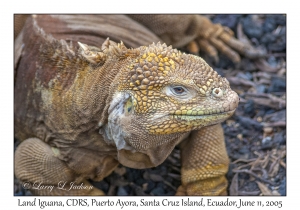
<box><xmin>146</xmin><ymin>109</ymin><xmax>235</xmax><ymax>135</ymax></box>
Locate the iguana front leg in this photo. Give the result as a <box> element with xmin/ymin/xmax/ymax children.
<box><xmin>15</xmin><ymin>138</ymin><xmax>113</xmax><ymax>195</ymax></box>
<box><xmin>176</xmin><ymin>123</ymin><xmax>229</xmax><ymax>196</ymax></box>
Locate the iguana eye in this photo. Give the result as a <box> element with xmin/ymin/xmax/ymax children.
<box><xmin>172</xmin><ymin>86</ymin><xmax>187</xmax><ymax>95</ymax></box>
<box><xmin>164</xmin><ymin>85</ymin><xmax>195</xmax><ymax>100</ymax></box>
<box><xmin>173</xmin><ymin>87</ymin><xmax>185</xmax><ymax>95</ymax></box>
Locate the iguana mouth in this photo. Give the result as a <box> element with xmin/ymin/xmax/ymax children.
<box><xmin>149</xmin><ymin>109</ymin><xmax>235</xmax><ymax>123</ymax></box>
<box><xmin>171</xmin><ymin>109</ymin><xmax>236</xmax><ymax>117</ymax></box>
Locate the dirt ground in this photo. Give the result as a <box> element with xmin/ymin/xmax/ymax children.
<box><xmin>14</xmin><ymin>14</ymin><xmax>286</xmax><ymax>196</ymax></box>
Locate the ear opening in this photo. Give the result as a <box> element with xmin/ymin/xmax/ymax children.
<box><xmin>124</xmin><ymin>97</ymin><xmax>133</xmax><ymax>116</ymax></box>
<box><xmin>99</xmin><ymin>92</ymin><xmax>134</xmax><ymax>151</ymax></box>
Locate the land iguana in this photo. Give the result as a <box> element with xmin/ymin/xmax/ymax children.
<box><xmin>14</xmin><ymin>15</ymin><xmax>260</xmax><ymax>196</ymax></box>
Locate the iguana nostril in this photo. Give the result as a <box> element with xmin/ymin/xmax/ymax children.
<box><xmin>212</xmin><ymin>88</ymin><xmax>223</xmax><ymax>97</ymax></box>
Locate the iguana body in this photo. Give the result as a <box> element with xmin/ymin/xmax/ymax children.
<box><xmin>14</xmin><ymin>15</ymin><xmax>241</xmax><ymax>195</ymax></box>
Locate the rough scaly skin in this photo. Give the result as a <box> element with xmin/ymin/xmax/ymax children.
<box><xmin>14</xmin><ymin>15</ymin><xmax>239</xmax><ymax>195</ymax></box>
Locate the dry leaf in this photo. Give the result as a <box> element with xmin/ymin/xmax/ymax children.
<box><xmin>144</xmin><ymin>171</ymin><xmax>164</xmax><ymax>182</ymax></box>
<box><xmin>149</xmin><ymin>173</ymin><xmax>164</xmax><ymax>182</ymax></box>
<box><xmin>229</xmin><ymin>173</ymin><xmax>239</xmax><ymax>196</ymax></box>
<box><xmin>256</xmin><ymin>181</ymin><xmax>272</xmax><ymax>195</ymax></box>
<box><xmin>269</xmin><ymin>159</ymin><xmax>280</xmax><ymax>177</ymax></box>
<box><xmin>261</xmin><ymin>155</ymin><xmax>270</xmax><ymax>169</ymax></box>
<box><xmin>142</xmin><ymin>183</ymin><xmax>148</xmax><ymax>191</ymax></box>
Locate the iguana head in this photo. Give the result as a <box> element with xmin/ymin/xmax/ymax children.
<box><xmin>80</xmin><ymin>39</ymin><xmax>239</xmax><ymax>168</ymax></box>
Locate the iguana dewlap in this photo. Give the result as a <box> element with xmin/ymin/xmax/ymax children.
<box><xmin>14</xmin><ymin>15</ymin><xmax>240</xmax><ymax>196</ymax></box>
